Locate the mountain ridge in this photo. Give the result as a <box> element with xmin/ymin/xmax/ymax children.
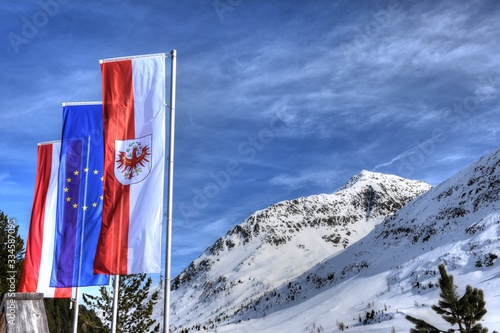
<box><xmin>219</xmin><ymin>148</ymin><xmax>500</xmax><ymax>332</ymax></box>
<box><xmin>161</xmin><ymin>148</ymin><xmax>500</xmax><ymax>332</ymax></box>
<box><xmin>168</xmin><ymin>170</ymin><xmax>432</xmax><ymax>331</ymax></box>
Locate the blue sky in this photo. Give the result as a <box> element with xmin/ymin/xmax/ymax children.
<box><xmin>1</xmin><ymin>0</ymin><xmax>499</xmax><ymax>278</ymax></box>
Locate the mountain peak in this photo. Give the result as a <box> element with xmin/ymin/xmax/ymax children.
<box><xmin>164</xmin><ymin>149</ymin><xmax>500</xmax><ymax>332</ymax></box>
<box><xmin>339</xmin><ymin>170</ymin><xmax>389</xmax><ymax>189</ymax></box>
<box><xmin>338</xmin><ymin>169</ymin><xmax>429</xmax><ymax>194</ymax></box>
<box><xmin>169</xmin><ymin>171</ymin><xmax>432</xmax><ymax>330</ymax></box>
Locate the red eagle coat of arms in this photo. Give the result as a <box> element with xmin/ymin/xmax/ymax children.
<box><xmin>114</xmin><ymin>135</ymin><xmax>152</xmax><ymax>185</ymax></box>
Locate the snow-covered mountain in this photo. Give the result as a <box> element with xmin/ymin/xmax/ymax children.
<box><xmin>161</xmin><ymin>148</ymin><xmax>500</xmax><ymax>333</ymax></box>
<box><xmin>167</xmin><ymin>171</ymin><xmax>431</xmax><ymax>331</ymax></box>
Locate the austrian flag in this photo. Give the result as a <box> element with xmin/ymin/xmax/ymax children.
<box><xmin>18</xmin><ymin>142</ymin><xmax>72</xmax><ymax>298</ymax></box>
<box><xmin>94</xmin><ymin>54</ymin><xmax>165</xmax><ymax>275</ymax></box>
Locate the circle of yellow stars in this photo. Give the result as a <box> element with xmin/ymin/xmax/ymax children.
<box><xmin>64</xmin><ymin>167</ymin><xmax>104</xmax><ymax>211</ymax></box>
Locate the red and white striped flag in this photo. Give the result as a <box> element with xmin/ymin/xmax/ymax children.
<box><xmin>94</xmin><ymin>54</ymin><xmax>165</xmax><ymax>275</ymax></box>
<box><xmin>18</xmin><ymin>142</ymin><xmax>72</xmax><ymax>298</ymax></box>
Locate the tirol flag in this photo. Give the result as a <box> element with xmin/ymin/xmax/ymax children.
<box><xmin>94</xmin><ymin>54</ymin><xmax>165</xmax><ymax>275</ymax></box>
<box><xmin>18</xmin><ymin>142</ymin><xmax>72</xmax><ymax>298</ymax></box>
<box><xmin>50</xmin><ymin>102</ymin><xmax>110</xmax><ymax>287</ymax></box>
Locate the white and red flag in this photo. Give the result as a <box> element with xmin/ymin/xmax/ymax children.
<box><xmin>94</xmin><ymin>54</ymin><xmax>165</xmax><ymax>275</ymax></box>
<box><xmin>18</xmin><ymin>142</ymin><xmax>72</xmax><ymax>298</ymax></box>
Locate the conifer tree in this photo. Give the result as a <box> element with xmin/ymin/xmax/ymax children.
<box><xmin>44</xmin><ymin>298</ymin><xmax>105</xmax><ymax>333</ymax></box>
<box><xmin>406</xmin><ymin>264</ymin><xmax>488</xmax><ymax>333</ymax></box>
<box><xmin>83</xmin><ymin>274</ymin><xmax>160</xmax><ymax>332</ymax></box>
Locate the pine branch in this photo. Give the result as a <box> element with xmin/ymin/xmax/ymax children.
<box><xmin>406</xmin><ymin>265</ymin><xmax>489</xmax><ymax>333</ymax></box>
<box><xmin>406</xmin><ymin>315</ymin><xmax>444</xmax><ymax>333</ymax></box>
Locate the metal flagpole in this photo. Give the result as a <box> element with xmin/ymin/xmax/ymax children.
<box><xmin>72</xmin><ymin>287</ymin><xmax>79</xmax><ymax>333</ymax></box>
<box><xmin>163</xmin><ymin>49</ymin><xmax>177</xmax><ymax>333</ymax></box>
<box><xmin>111</xmin><ymin>275</ymin><xmax>120</xmax><ymax>333</ymax></box>
<box><xmin>72</xmin><ymin>134</ymin><xmax>92</xmax><ymax>333</ymax></box>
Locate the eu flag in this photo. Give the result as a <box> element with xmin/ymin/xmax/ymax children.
<box><xmin>50</xmin><ymin>102</ymin><xmax>109</xmax><ymax>287</ymax></box>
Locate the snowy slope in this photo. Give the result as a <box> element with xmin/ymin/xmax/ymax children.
<box><xmin>167</xmin><ymin>171</ymin><xmax>431</xmax><ymax>331</ymax></box>
<box><xmin>159</xmin><ymin>148</ymin><xmax>500</xmax><ymax>332</ymax></box>
<box><xmin>213</xmin><ymin>148</ymin><xmax>500</xmax><ymax>332</ymax></box>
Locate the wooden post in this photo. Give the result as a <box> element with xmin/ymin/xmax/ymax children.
<box><xmin>0</xmin><ymin>293</ymin><xmax>49</xmax><ymax>333</ymax></box>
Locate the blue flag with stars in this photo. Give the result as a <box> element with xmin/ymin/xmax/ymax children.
<box><xmin>50</xmin><ymin>102</ymin><xmax>109</xmax><ymax>287</ymax></box>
